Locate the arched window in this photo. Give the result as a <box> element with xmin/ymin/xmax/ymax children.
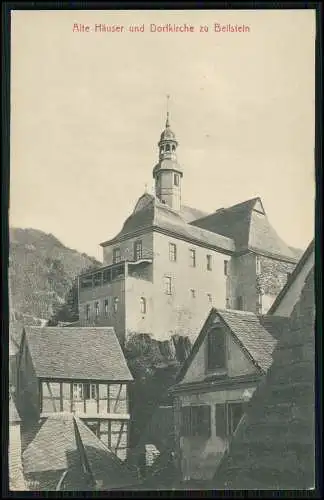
<box><xmin>113</xmin><ymin>297</ymin><xmax>119</xmax><ymax>313</ymax></box>
<box><xmin>165</xmin><ymin>143</ymin><xmax>170</xmax><ymax>152</ymax></box>
<box><xmin>95</xmin><ymin>301</ymin><xmax>100</xmax><ymax>317</ymax></box>
<box><xmin>172</xmin><ymin>144</ymin><xmax>176</xmax><ymax>152</ymax></box>
<box><xmin>140</xmin><ymin>297</ymin><xmax>147</xmax><ymax>314</ymax></box>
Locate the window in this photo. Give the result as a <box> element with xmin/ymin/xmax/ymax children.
<box><xmin>109</xmin><ymin>384</ymin><xmax>127</xmax><ymax>414</ymax></box>
<box><xmin>207</xmin><ymin>255</ymin><xmax>212</xmax><ymax>271</ymax></box>
<box><xmin>113</xmin><ymin>248</ymin><xmax>121</xmax><ymax>264</ymax></box>
<box><xmin>174</xmin><ymin>173</ymin><xmax>180</xmax><ymax>186</ymax></box>
<box><xmin>140</xmin><ymin>297</ymin><xmax>147</xmax><ymax>314</ymax></box>
<box><xmin>104</xmin><ymin>299</ymin><xmax>109</xmax><ymax>316</ymax></box>
<box><xmin>256</xmin><ymin>257</ymin><xmax>261</xmax><ymax>275</ymax></box>
<box><xmin>224</xmin><ymin>260</ymin><xmax>229</xmax><ymax>276</ymax></box>
<box><xmin>165</xmin><ymin>144</ymin><xmax>170</xmax><ymax>152</ymax></box>
<box><xmin>94</xmin><ymin>301</ymin><xmax>100</xmax><ymax>317</ymax></box>
<box><xmin>164</xmin><ymin>276</ymin><xmax>172</xmax><ymax>295</ymax></box>
<box><xmin>113</xmin><ymin>297</ymin><xmax>119</xmax><ymax>313</ymax></box>
<box><xmin>189</xmin><ymin>249</ymin><xmax>196</xmax><ymax>267</ymax></box>
<box><xmin>134</xmin><ymin>240</ymin><xmax>142</xmax><ymax>261</ymax></box>
<box><xmin>207</xmin><ymin>327</ymin><xmax>226</xmax><ymax>371</ymax></box>
<box><xmin>73</xmin><ymin>383</ymin><xmax>83</xmax><ymax>401</ymax></box>
<box><xmin>207</xmin><ymin>293</ymin><xmax>212</xmax><ymax>303</ymax></box>
<box><xmin>215</xmin><ymin>402</ymin><xmax>244</xmax><ymax>439</ymax></box>
<box><xmin>85</xmin><ymin>304</ymin><xmax>90</xmax><ymax>320</ymax></box>
<box><xmin>93</xmin><ymin>272</ymin><xmax>102</xmax><ymax>287</ymax></box>
<box><xmin>236</xmin><ymin>296</ymin><xmax>243</xmax><ymax>310</ymax></box>
<box><xmin>169</xmin><ymin>243</ymin><xmax>177</xmax><ymax>262</ymax></box>
<box><xmin>42</xmin><ymin>381</ymin><xmax>61</xmax><ymax>413</ymax></box>
<box><xmin>190</xmin><ymin>289</ymin><xmax>196</xmax><ymax>298</ymax></box>
<box><xmin>225</xmin><ymin>298</ymin><xmax>230</xmax><ymax>309</ymax></box>
<box><xmin>180</xmin><ymin>405</ymin><xmax>211</xmax><ymax>438</ymax></box>
<box><xmin>84</xmin><ymin>384</ymin><xmax>98</xmax><ymax>400</ymax></box>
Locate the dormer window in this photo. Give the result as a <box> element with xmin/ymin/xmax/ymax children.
<box><xmin>207</xmin><ymin>327</ymin><xmax>226</xmax><ymax>371</ymax></box>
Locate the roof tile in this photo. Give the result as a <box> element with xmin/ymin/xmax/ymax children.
<box><xmin>24</xmin><ymin>327</ymin><xmax>133</xmax><ymax>381</ymax></box>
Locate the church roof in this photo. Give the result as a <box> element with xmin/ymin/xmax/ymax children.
<box><xmin>100</xmin><ymin>193</ymin><xmax>235</xmax><ymax>253</ymax></box>
<box><xmin>212</xmin><ymin>265</ymin><xmax>315</xmax><ymax>489</ymax></box>
<box><xmin>191</xmin><ymin>197</ymin><xmax>298</xmax><ymax>262</ymax></box>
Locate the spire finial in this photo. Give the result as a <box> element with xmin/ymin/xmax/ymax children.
<box><xmin>166</xmin><ymin>94</ymin><xmax>170</xmax><ymax>127</ymax></box>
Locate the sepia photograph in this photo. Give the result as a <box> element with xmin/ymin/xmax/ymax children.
<box><xmin>7</xmin><ymin>7</ymin><xmax>317</xmax><ymax>492</ymax></box>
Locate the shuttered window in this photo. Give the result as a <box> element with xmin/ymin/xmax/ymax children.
<box><xmin>180</xmin><ymin>405</ymin><xmax>211</xmax><ymax>438</ymax></box>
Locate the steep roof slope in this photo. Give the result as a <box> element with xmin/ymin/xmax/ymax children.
<box><xmin>191</xmin><ymin>197</ymin><xmax>298</xmax><ymax>262</ymax></box>
<box><xmin>100</xmin><ymin>193</ymin><xmax>234</xmax><ymax>253</ymax></box>
<box><xmin>213</xmin><ymin>267</ymin><xmax>315</xmax><ymax>489</ymax></box>
<box><xmin>268</xmin><ymin>239</ymin><xmax>315</xmax><ymax>316</ymax></box>
<box><xmin>23</xmin><ymin>326</ymin><xmax>133</xmax><ymax>381</ymax></box>
<box><xmin>173</xmin><ymin>308</ymin><xmax>277</xmax><ymax>388</ymax></box>
<box><xmin>22</xmin><ymin>413</ymin><xmax>138</xmax><ymax>490</ymax></box>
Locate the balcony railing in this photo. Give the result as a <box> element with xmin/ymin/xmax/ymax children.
<box><xmin>79</xmin><ymin>257</ymin><xmax>152</xmax><ymax>290</ymax></box>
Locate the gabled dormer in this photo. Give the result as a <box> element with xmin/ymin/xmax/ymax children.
<box><xmin>172</xmin><ymin>308</ymin><xmax>277</xmax><ymax>390</ymax></box>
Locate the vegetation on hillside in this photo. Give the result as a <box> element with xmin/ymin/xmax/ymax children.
<box><xmin>9</xmin><ymin>227</ymin><xmax>100</xmax><ymax>323</ymax></box>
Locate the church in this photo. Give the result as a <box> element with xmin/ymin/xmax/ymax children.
<box><xmin>77</xmin><ymin>111</ymin><xmax>300</xmax><ymax>345</ymax></box>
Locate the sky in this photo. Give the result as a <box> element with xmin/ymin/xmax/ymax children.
<box><xmin>10</xmin><ymin>10</ymin><xmax>316</xmax><ymax>261</ymax></box>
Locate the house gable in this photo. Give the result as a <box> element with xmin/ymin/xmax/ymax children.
<box><xmin>181</xmin><ymin>314</ymin><xmax>257</xmax><ymax>385</ymax></box>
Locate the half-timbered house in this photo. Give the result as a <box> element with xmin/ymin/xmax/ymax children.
<box><xmin>16</xmin><ymin>326</ymin><xmax>133</xmax><ymax>461</ymax></box>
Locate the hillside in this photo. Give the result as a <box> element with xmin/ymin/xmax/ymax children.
<box><xmin>9</xmin><ymin>228</ymin><xmax>101</xmax><ymax>323</ymax></box>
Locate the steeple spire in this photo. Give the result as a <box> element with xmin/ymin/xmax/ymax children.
<box><xmin>166</xmin><ymin>94</ymin><xmax>170</xmax><ymax>128</ymax></box>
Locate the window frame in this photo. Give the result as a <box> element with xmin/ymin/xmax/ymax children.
<box><xmin>164</xmin><ymin>276</ymin><xmax>172</xmax><ymax>295</ymax></box>
<box><xmin>85</xmin><ymin>304</ymin><xmax>90</xmax><ymax>321</ymax></box>
<box><xmin>174</xmin><ymin>173</ymin><xmax>180</xmax><ymax>186</ymax></box>
<box><xmin>113</xmin><ymin>247</ymin><xmax>121</xmax><ymax>264</ymax></box>
<box><xmin>206</xmin><ymin>254</ymin><xmax>212</xmax><ymax>271</ymax></box>
<box><xmin>169</xmin><ymin>242</ymin><xmax>177</xmax><ymax>262</ymax></box>
<box><xmin>206</xmin><ymin>326</ymin><xmax>227</xmax><ymax>372</ymax></box>
<box><xmin>189</xmin><ymin>249</ymin><xmax>196</xmax><ymax>268</ymax></box>
<box><xmin>94</xmin><ymin>301</ymin><xmax>100</xmax><ymax>317</ymax></box>
<box><xmin>180</xmin><ymin>405</ymin><xmax>211</xmax><ymax>438</ymax></box>
<box><xmin>134</xmin><ymin>240</ymin><xmax>143</xmax><ymax>261</ymax></box>
<box><xmin>224</xmin><ymin>260</ymin><xmax>229</xmax><ymax>276</ymax></box>
<box><xmin>104</xmin><ymin>298</ymin><xmax>109</xmax><ymax>316</ymax></box>
<box><xmin>140</xmin><ymin>297</ymin><xmax>147</xmax><ymax>314</ymax></box>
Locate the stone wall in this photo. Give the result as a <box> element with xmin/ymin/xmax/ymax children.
<box><xmin>257</xmin><ymin>256</ymin><xmax>296</xmax><ymax>314</ymax></box>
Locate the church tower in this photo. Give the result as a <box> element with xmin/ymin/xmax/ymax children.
<box><xmin>153</xmin><ymin>102</ymin><xmax>183</xmax><ymax>211</ymax></box>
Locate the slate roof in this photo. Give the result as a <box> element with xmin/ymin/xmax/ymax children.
<box><xmin>213</xmin><ymin>267</ymin><xmax>315</xmax><ymax>489</ymax></box>
<box><xmin>22</xmin><ymin>413</ymin><xmax>138</xmax><ymax>490</ymax></box>
<box><xmin>180</xmin><ymin>204</ymin><xmax>209</xmax><ymax>223</ymax></box>
<box><xmin>9</xmin><ymin>321</ymin><xmax>24</xmax><ymax>353</ymax></box>
<box><xmin>268</xmin><ymin>239</ymin><xmax>315</xmax><ymax>315</ymax></box>
<box><xmin>173</xmin><ymin>308</ymin><xmax>277</xmax><ymax>389</ymax></box>
<box><xmin>100</xmin><ymin>193</ymin><xmax>235</xmax><ymax>253</ymax></box>
<box><xmin>9</xmin><ymin>396</ymin><xmax>21</xmax><ymax>424</ymax></box>
<box><xmin>219</xmin><ymin>310</ymin><xmax>278</xmax><ymax>372</ymax></box>
<box><xmin>23</xmin><ymin>326</ymin><xmax>133</xmax><ymax>381</ymax></box>
<box><xmin>191</xmin><ymin>197</ymin><xmax>298</xmax><ymax>262</ymax></box>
